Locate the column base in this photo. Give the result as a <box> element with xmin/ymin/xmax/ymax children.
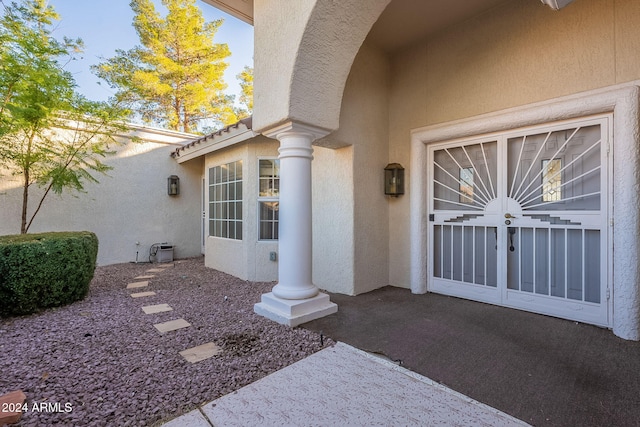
<box><xmin>254</xmin><ymin>292</ymin><xmax>338</xmax><ymax>327</ymax></box>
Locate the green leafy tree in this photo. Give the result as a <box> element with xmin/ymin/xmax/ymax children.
<box><xmin>94</xmin><ymin>0</ymin><xmax>237</xmax><ymax>133</ymax></box>
<box><xmin>235</xmin><ymin>65</ymin><xmax>253</xmax><ymax>119</ymax></box>
<box><xmin>0</xmin><ymin>0</ymin><xmax>130</xmax><ymax>234</ymax></box>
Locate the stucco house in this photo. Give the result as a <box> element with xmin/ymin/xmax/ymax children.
<box><xmin>4</xmin><ymin>0</ymin><xmax>640</xmax><ymax>342</ymax></box>
<box><xmin>186</xmin><ymin>0</ymin><xmax>640</xmax><ymax>341</ymax></box>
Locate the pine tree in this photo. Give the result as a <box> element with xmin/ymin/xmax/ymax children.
<box><xmin>236</xmin><ymin>65</ymin><xmax>253</xmax><ymax>119</ymax></box>
<box><xmin>94</xmin><ymin>0</ymin><xmax>236</xmax><ymax>133</ymax></box>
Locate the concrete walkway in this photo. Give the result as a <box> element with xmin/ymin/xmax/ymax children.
<box><xmin>161</xmin><ymin>342</ymin><xmax>528</xmax><ymax>427</ymax></box>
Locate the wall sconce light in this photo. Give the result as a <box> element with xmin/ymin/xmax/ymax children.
<box><xmin>384</xmin><ymin>163</ymin><xmax>404</xmax><ymax>197</ymax></box>
<box><xmin>168</xmin><ymin>175</ymin><xmax>180</xmax><ymax>196</ymax></box>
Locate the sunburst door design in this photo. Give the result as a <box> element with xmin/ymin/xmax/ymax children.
<box><xmin>428</xmin><ymin>117</ymin><xmax>609</xmax><ymax>326</ymax></box>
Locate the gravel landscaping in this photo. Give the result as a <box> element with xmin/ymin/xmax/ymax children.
<box><xmin>0</xmin><ymin>257</ymin><xmax>333</xmax><ymax>426</ymax></box>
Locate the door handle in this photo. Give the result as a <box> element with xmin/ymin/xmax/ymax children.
<box><xmin>504</xmin><ymin>213</ymin><xmax>517</xmax><ymax>219</ymax></box>
<box><xmin>508</xmin><ymin>227</ymin><xmax>516</xmax><ymax>252</ymax></box>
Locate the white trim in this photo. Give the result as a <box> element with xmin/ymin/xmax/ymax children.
<box><xmin>175</xmin><ymin>128</ymin><xmax>257</xmax><ymax>164</ymax></box>
<box><xmin>201</xmin><ymin>175</ymin><xmax>207</xmax><ymax>254</ymax></box>
<box><xmin>256</xmin><ymin>156</ymin><xmax>280</xmax><ymax>242</ymax></box>
<box><xmin>264</xmin><ymin>121</ymin><xmax>331</xmax><ymax>142</ymax></box>
<box><xmin>411</xmin><ymin>85</ymin><xmax>640</xmax><ymax>340</ymax></box>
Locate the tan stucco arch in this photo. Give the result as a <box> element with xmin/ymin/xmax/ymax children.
<box><xmin>252</xmin><ymin>0</ymin><xmax>391</xmax><ymax>134</ymax></box>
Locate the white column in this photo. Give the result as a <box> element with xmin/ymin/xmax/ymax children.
<box><xmin>272</xmin><ymin>126</ymin><xmax>316</xmax><ymax>299</ymax></box>
<box><xmin>254</xmin><ymin>121</ymin><xmax>337</xmax><ymax>326</ymax></box>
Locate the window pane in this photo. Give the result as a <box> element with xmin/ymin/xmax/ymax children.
<box><xmin>236</xmin><ymin>160</ymin><xmax>243</xmax><ymax>180</ymax></box>
<box><xmin>228</xmin><ymin>221</ymin><xmax>236</xmax><ymax>240</ymax></box>
<box><xmin>221</xmin><ymin>164</ymin><xmax>228</xmax><ymax>182</ymax></box>
<box><xmin>260</xmin><ymin>159</ymin><xmax>274</xmax><ymax>177</ymax></box>
<box><xmin>260</xmin><ymin>178</ymin><xmax>271</xmax><ymax>197</ymax></box>
<box><xmin>236</xmin><ymin>182</ymin><xmax>243</xmax><ymax>199</ymax></box>
<box><xmin>235</xmin><ymin>221</ymin><xmax>242</xmax><ymax>240</ymax></box>
<box><xmin>228</xmin><ymin>202</ymin><xmax>235</xmax><ymax>220</ymax></box>
<box><xmin>229</xmin><ymin>182</ymin><xmax>235</xmax><ymax>200</ymax></box>
<box><xmin>223</xmin><ymin>184</ymin><xmax>230</xmax><ymax>201</ymax></box>
<box><xmin>259</xmin><ymin>222</ymin><xmax>270</xmax><ymax>240</ymax></box>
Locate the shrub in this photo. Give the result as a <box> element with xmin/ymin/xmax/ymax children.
<box><xmin>0</xmin><ymin>231</ymin><xmax>98</xmax><ymax>316</ymax></box>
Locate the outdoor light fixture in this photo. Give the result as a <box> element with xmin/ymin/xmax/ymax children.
<box><xmin>384</xmin><ymin>163</ymin><xmax>404</xmax><ymax>197</ymax></box>
<box><xmin>168</xmin><ymin>175</ymin><xmax>180</xmax><ymax>196</ymax></box>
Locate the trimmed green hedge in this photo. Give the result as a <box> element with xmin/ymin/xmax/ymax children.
<box><xmin>0</xmin><ymin>231</ymin><xmax>98</xmax><ymax>316</ymax></box>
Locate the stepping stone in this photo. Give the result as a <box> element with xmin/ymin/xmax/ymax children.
<box><xmin>157</xmin><ymin>263</ymin><xmax>174</xmax><ymax>268</ymax></box>
<box><xmin>126</xmin><ymin>281</ymin><xmax>149</xmax><ymax>289</ymax></box>
<box><xmin>180</xmin><ymin>342</ymin><xmax>222</xmax><ymax>363</ymax></box>
<box><xmin>154</xmin><ymin>318</ymin><xmax>191</xmax><ymax>333</ymax></box>
<box><xmin>135</xmin><ymin>275</ymin><xmax>155</xmax><ymax>280</ymax></box>
<box><xmin>130</xmin><ymin>291</ymin><xmax>156</xmax><ymax>298</ymax></box>
<box><xmin>142</xmin><ymin>304</ymin><xmax>173</xmax><ymax>314</ymax></box>
<box><xmin>146</xmin><ymin>268</ymin><xmax>163</xmax><ymax>273</ymax></box>
<box><xmin>0</xmin><ymin>390</ymin><xmax>26</xmax><ymax>425</ymax></box>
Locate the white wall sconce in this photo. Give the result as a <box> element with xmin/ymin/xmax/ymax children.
<box><xmin>384</xmin><ymin>163</ymin><xmax>404</xmax><ymax>197</ymax></box>
<box><xmin>168</xmin><ymin>175</ymin><xmax>180</xmax><ymax>196</ymax></box>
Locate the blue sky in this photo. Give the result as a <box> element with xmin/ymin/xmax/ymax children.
<box><xmin>48</xmin><ymin>0</ymin><xmax>254</xmax><ymax>104</ymax></box>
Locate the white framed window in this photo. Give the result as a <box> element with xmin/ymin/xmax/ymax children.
<box><xmin>258</xmin><ymin>158</ymin><xmax>279</xmax><ymax>240</ymax></box>
<box><xmin>209</xmin><ymin>160</ymin><xmax>243</xmax><ymax>240</ymax></box>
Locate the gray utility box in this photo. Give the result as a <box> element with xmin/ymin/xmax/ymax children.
<box><xmin>156</xmin><ymin>245</ymin><xmax>174</xmax><ymax>263</ymax></box>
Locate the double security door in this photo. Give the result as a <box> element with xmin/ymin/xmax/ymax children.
<box><xmin>427</xmin><ymin>116</ymin><xmax>610</xmax><ymax>326</ymax></box>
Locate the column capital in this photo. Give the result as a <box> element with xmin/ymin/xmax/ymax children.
<box><xmin>263</xmin><ymin>121</ymin><xmax>332</xmax><ymax>142</ymax></box>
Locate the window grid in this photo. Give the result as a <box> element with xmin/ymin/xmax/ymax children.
<box><xmin>209</xmin><ymin>160</ymin><xmax>243</xmax><ymax>240</ymax></box>
<box><xmin>258</xmin><ymin>159</ymin><xmax>279</xmax><ymax>240</ymax></box>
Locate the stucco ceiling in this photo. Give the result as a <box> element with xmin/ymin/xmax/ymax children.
<box><xmin>201</xmin><ymin>0</ymin><xmax>512</xmax><ymax>51</ymax></box>
<box><xmin>367</xmin><ymin>0</ymin><xmax>508</xmax><ymax>52</ymax></box>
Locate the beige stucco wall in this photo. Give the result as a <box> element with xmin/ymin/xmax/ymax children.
<box><xmin>310</xmin><ymin>40</ymin><xmax>391</xmax><ymax>296</ymax></box>
<box><xmin>343</xmin><ymin>41</ymin><xmax>391</xmax><ymax>295</ymax></box>
<box><xmin>0</xmin><ymin>127</ymin><xmax>202</xmax><ymax>266</ymax></box>
<box><xmin>387</xmin><ymin>0</ymin><xmax>640</xmax><ymax>129</ymax></box>
<box><xmin>312</xmin><ymin>145</ymin><xmax>355</xmax><ymax>294</ymax></box>
<box><xmin>203</xmin><ymin>136</ymin><xmax>280</xmax><ymax>282</ymax></box>
<box><xmin>384</xmin><ymin>0</ymin><xmax>640</xmax><ymax>287</ymax></box>
<box><xmin>253</xmin><ymin>0</ymin><xmax>391</xmax><ymax>133</ymax></box>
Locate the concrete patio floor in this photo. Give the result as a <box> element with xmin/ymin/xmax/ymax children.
<box><xmin>304</xmin><ymin>287</ymin><xmax>640</xmax><ymax>427</ymax></box>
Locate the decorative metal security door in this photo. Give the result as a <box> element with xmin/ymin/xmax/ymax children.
<box><xmin>428</xmin><ymin>116</ymin><xmax>610</xmax><ymax>326</ymax></box>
